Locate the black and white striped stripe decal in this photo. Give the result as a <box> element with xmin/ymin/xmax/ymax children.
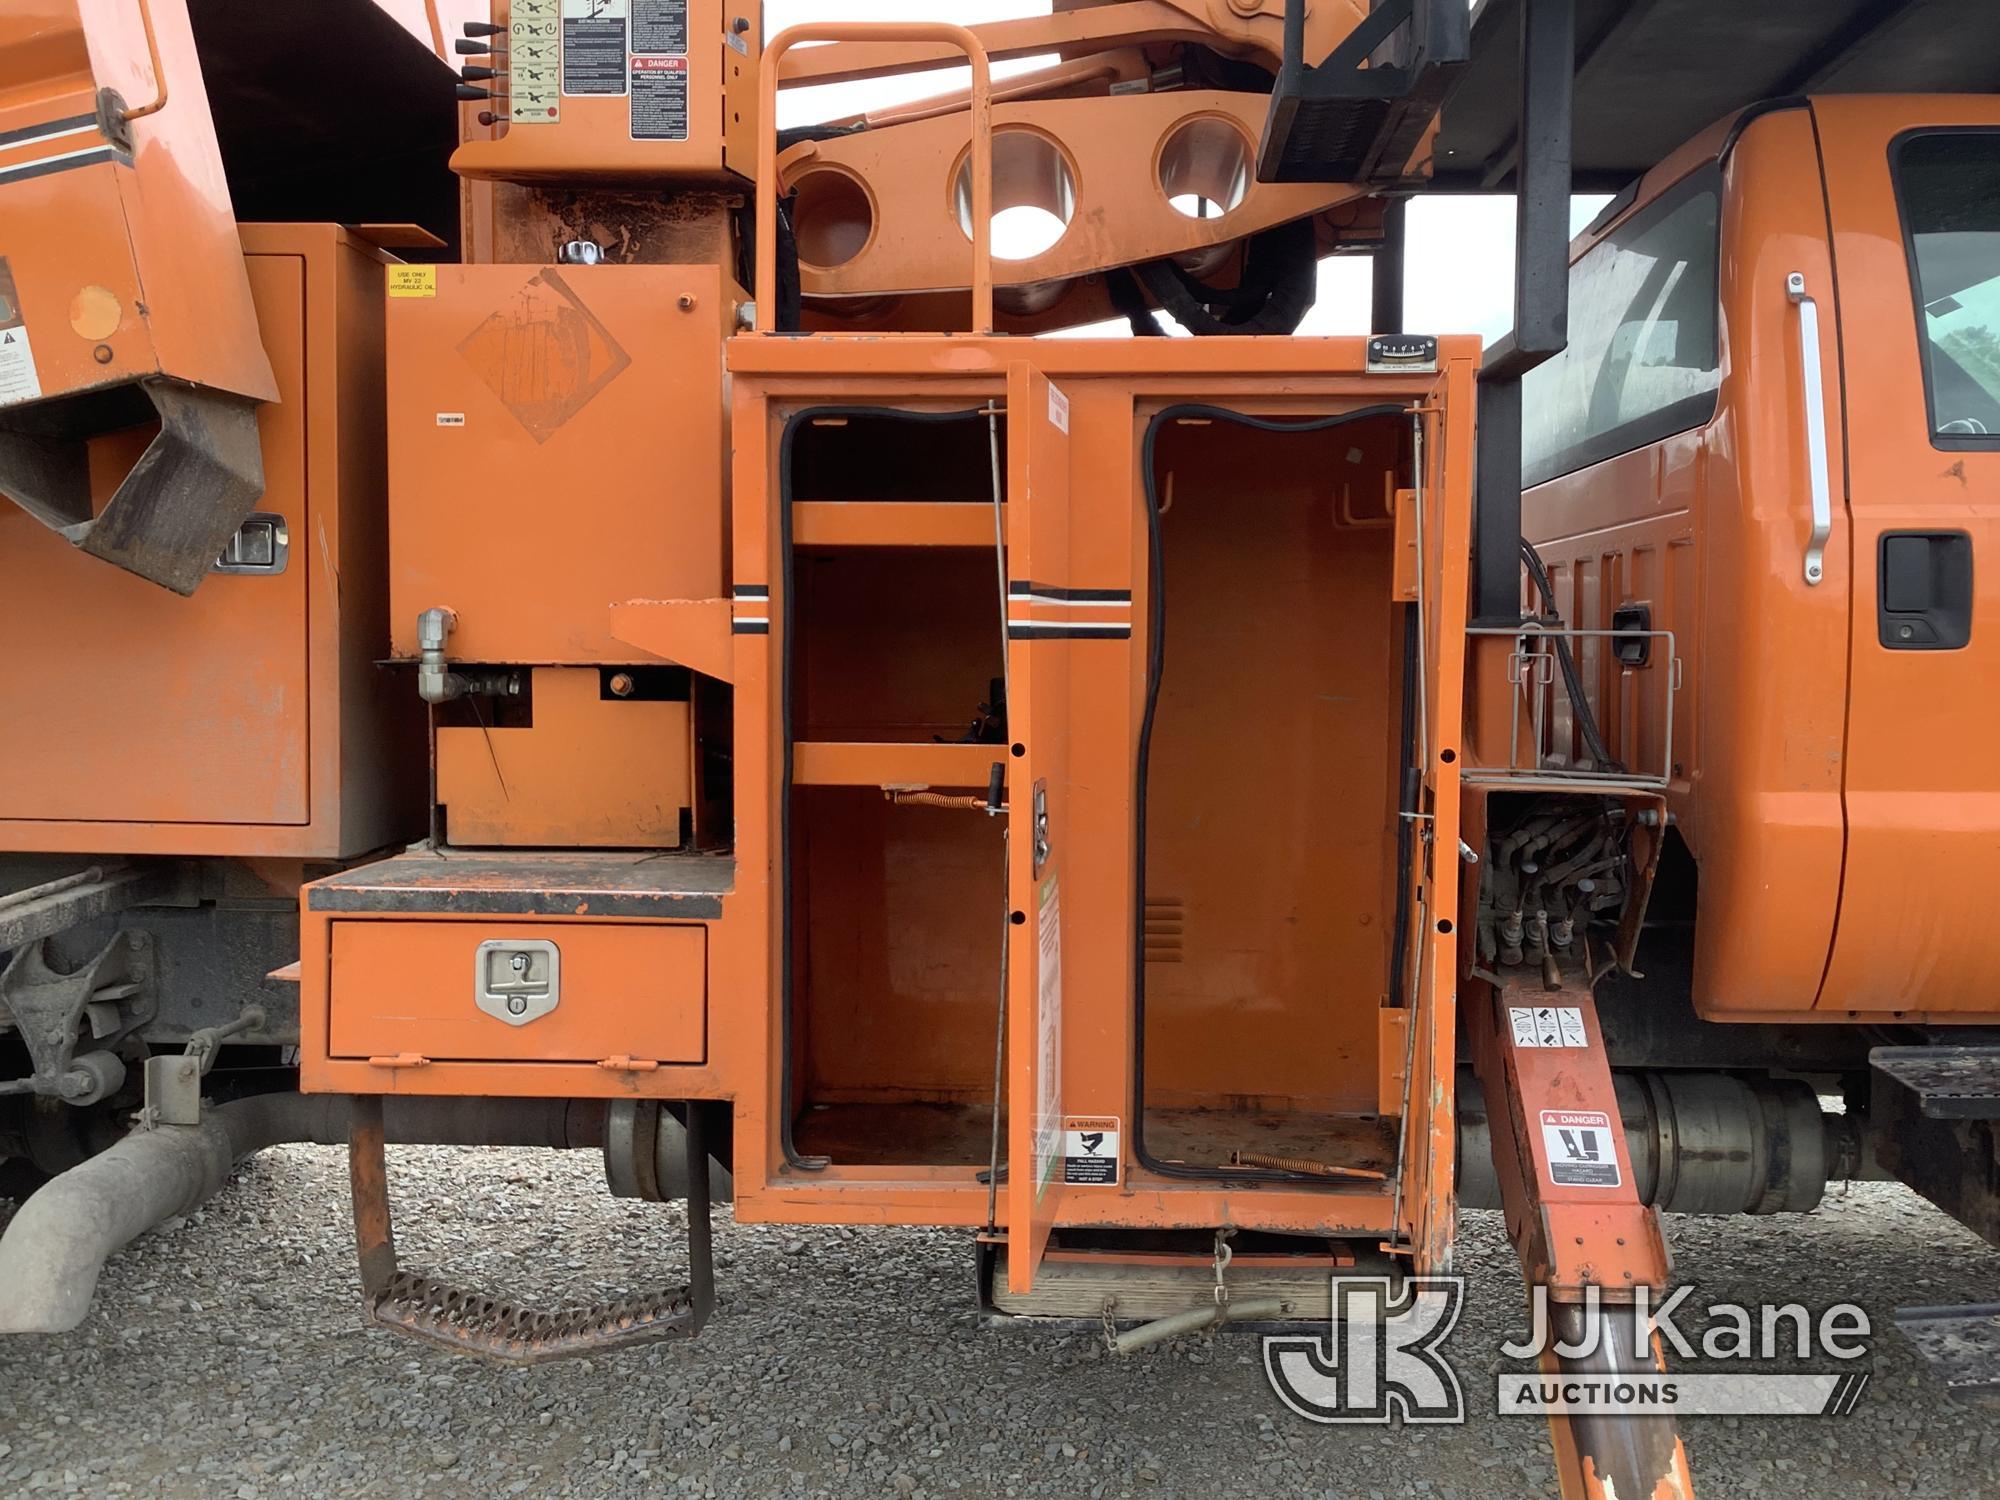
<box><xmin>1007</xmin><ymin>582</ymin><xmax>1132</xmax><ymax>641</ymax></box>
<box><xmin>0</xmin><ymin>114</ymin><xmax>119</xmax><ymax>188</ymax></box>
<box><xmin>732</xmin><ymin>584</ymin><xmax>769</xmax><ymax>634</ymax></box>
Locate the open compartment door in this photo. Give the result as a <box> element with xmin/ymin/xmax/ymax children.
<box><xmin>1004</xmin><ymin>364</ymin><xmax>1075</xmax><ymax>1294</ymax></box>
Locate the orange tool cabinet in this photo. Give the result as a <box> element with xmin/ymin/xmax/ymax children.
<box><xmin>0</xmin><ymin>224</ymin><xmax>422</xmax><ymax>858</ymax></box>
<box><xmin>299</xmin><ymin>849</ymin><xmax>734</xmax><ymax>1097</ymax></box>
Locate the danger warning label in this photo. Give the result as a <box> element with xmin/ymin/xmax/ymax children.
<box><xmin>630</xmin><ymin>55</ymin><xmax>688</xmax><ymax>140</ymax></box>
<box><xmin>1539</xmin><ymin>1109</ymin><xmax>1620</xmax><ymax>1189</ymax></box>
<box><xmin>1062</xmin><ymin>1116</ymin><xmax>1119</xmax><ymax>1186</ymax></box>
<box><xmin>0</xmin><ymin>257</ymin><xmax>42</xmax><ymax>405</ymax></box>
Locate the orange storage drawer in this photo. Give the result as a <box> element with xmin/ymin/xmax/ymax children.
<box><xmin>328</xmin><ymin>920</ymin><xmax>705</xmax><ymax>1064</ymax></box>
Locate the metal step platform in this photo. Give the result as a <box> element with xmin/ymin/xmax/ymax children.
<box><xmin>1896</xmin><ymin>1303</ymin><xmax>2000</xmax><ymax>1402</ymax></box>
<box><xmin>347</xmin><ymin>1093</ymin><xmax>714</xmax><ymax>1364</ymax></box>
<box><xmin>1870</xmin><ymin>1045</ymin><xmax>2000</xmax><ymax>1119</ymax></box>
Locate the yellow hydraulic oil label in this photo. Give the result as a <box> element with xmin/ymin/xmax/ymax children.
<box><xmin>387</xmin><ymin>266</ymin><xmax>437</xmax><ymax>299</ymax></box>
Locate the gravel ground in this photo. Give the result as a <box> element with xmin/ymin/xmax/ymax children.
<box><xmin>3</xmin><ymin>1149</ymin><xmax>1998</xmax><ymax>1498</ymax></box>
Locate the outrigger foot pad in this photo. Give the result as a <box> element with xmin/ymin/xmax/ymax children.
<box><xmin>346</xmin><ymin>1094</ymin><xmax>715</xmax><ymax>1365</ymax></box>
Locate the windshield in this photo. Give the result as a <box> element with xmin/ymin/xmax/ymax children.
<box><xmin>1895</xmin><ymin>131</ymin><xmax>2000</xmax><ymax>441</ymax></box>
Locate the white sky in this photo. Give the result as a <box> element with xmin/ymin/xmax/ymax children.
<box><xmin>766</xmin><ymin>0</ymin><xmax>1606</xmax><ymax>343</ymax></box>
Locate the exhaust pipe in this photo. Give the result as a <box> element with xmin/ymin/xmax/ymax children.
<box><xmin>0</xmin><ymin>1093</ymin><xmax>604</xmax><ymax>1334</ymax></box>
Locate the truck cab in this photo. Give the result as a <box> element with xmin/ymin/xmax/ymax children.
<box><xmin>1523</xmin><ymin>96</ymin><xmax>2000</xmax><ymax>1022</ymax></box>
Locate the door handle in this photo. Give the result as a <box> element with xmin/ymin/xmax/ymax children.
<box><xmin>1787</xmin><ymin>272</ymin><xmax>1832</xmax><ymax>586</ymax></box>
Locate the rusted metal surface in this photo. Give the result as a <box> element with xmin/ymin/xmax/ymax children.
<box><xmin>348</xmin><ymin>1094</ymin><xmax>400</xmax><ymax>1298</ymax></box>
<box><xmin>1550</xmin><ymin>1301</ymin><xmax>1696</xmax><ymax>1500</ymax></box>
<box><xmin>0</xmin><ymin>860</ymin><xmax>177</xmax><ymax>951</ymax></box>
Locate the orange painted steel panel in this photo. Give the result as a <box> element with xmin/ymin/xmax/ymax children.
<box><xmin>609</xmin><ymin>599</ymin><xmax>735</xmax><ymax>682</ymax></box>
<box><xmin>1522</xmin><ymin>107</ymin><xmax>1849</xmax><ymax>1016</ymax></box>
<box><xmin>435</xmin><ymin>668</ymin><xmax>689</xmax><ymax>847</ymax></box>
<box><xmin>1006</xmin><ymin>363</ymin><xmax>1073</xmax><ymax>1293</ymax></box>
<box><xmin>327</xmin><ymin>919</ymin><xmax>705</xmax><ymax>1065</ymax></box>
<box><xmin>1140</xmin><ymin>412</ymin><xmax>1403</xmax><ymax>1115</ymax></box>
<box><xmin>1811</xmin><ymin>95</ymin><xmax>2000</xmax><ymax>1014</ymax></box>
<box><xmin>785</xmin><ymin>91</ymin><xmax>1364</xmax><ymax>302</ymax></box>
<box><xmin>387</xmin><ymin>262</ymin><xmax>725</xmax><ymax>665</ymax></box>
<box><xmin>0</xmin><ymin>254</ymin><xmax>308</xmax><ymax>824</ymax></box>
<box><xmin>0</xmin><ymin>225</ymin><xmax>423</xmax><ymax>857</ymax></box>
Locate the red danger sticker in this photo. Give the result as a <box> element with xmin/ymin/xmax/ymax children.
<box><xmin>629</xmin><ymin>54</ymin><xmax>688</xmax><ymax>141</ymax></box>
<box><xmin>1539</xmin><ymin>1108</ymin><xmax>1620</xmax><ymax>1189</ymax></box>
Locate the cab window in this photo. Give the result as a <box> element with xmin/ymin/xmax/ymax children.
<box><xmin>1894</xmin><ymin>130</ymin><xmax>2000</xmax><ymax>446</ymax></box>
<box><xmin>1522</xmin><ymin>173</ymin><xmax>1722</xmax><ymax>486</ymax></box>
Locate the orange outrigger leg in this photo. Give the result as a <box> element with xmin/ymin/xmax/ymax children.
<box><xmin>1465</xmin><ymin>977</ymin><xmax>1697</xmax><ymax>1500</ymax></box>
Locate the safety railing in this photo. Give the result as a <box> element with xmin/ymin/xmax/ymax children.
<box><xmin>755</xmin><ymin>23</ymin><xmax>995</xmax><ymax>334</ymax></box>
<box><xmin>1462</xmin><ymin>624</ymin><xmax>1682</xmax><ymax>790</ymax></box>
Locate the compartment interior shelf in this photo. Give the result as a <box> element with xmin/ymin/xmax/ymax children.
<box><xmin>792</xmin><ymin>741</ymin><xmax>1006</xmax><ymax>789</ymax></box>
<box><xmin>793</xmin><ymin>501</ymin><xmax>1001</xmax><ymax>548</ymax></box>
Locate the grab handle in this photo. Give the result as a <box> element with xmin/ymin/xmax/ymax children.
<box><xmin>120</xmin><ymin>0</ymin><xmax>169</xmax><ymax>122</ymax></box>
<box><xmin>755</xmin><ymin>23</ymin><xmax>994</xmax><ymax>334</ymax></box>
<box><xmin>1787</xmin><ymin>271</ymin><xmax>1832</xmax><ymax>586</ymax></box>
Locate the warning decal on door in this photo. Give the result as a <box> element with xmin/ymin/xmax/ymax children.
<box><xmin>0</xmin><ymin>257</ymin><xmax>43</xmax><ymax>405</ymax></box>
<box><xmin>1062</xmin><ymin>1116</ymin><xmax>1119</xmax><ymax>1186</ymax></box>
<box><xmin>1539</xmin><ymin>1109</ymin><xmax>1620</xmax><ymax>1188</ymax></box>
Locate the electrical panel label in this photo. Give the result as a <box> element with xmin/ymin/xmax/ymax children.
<box><xmin>1062</xmin><ymin>1116</ymin><xmax>1119</xmax><ymax>1186</ymax></box>
<box><xmin>563</xmin><ymin>0</ymin><xmax>628</xmax><ymax>95</ymax></box>
<box><xmin>1034</xmin><ymin>879</ymin><xmax>1063</xmax><ymax>1201</ymax></box>
<box><xmin>631</xmin><ymin>0</ymin><xmax>688</xmax><ymax>56</ymax></box>
<box><xmin>0</xmin><ymin>258</ymin><xmax>42</xmax><ymax>405</ymax></box>
<box><xmin>1509</xmin><ymin>1005</ymin><xmax>1586</xmax><ymax>1049</ymax></box>
<box><xmin>1540</xmin><ymin>1109</ymin><xmax>1621</xmax><ymax>1189</ymax></box>
<box><xmin>509</xmin><ymin>0</ymin><xmax>563</xmax><ymax>122</ymax></box>
<box><xmin>630</xmin><ymin>55</ymin><xmax>689</xmax><ymax>140</ymax></box>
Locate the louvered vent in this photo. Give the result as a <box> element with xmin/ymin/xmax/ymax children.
<box><xmin>1144</xmin><ymin>896</ymin><xmax>1185</xmax><ymax>963</ymax></box>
